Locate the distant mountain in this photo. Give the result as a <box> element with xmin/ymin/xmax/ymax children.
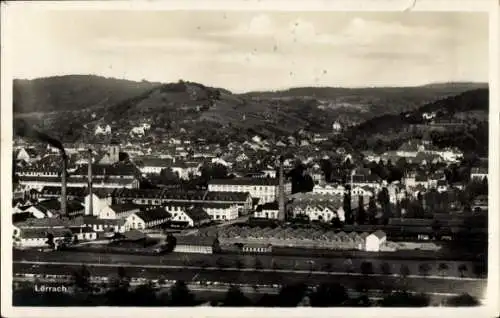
<box><xmin>12</xmin><ymin>75</ymin><xmax>489</xmax><ymax>144</ymax></box>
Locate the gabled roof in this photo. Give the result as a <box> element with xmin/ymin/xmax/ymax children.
<box><xmin>40</xmin><ymin>186</ymin><xmax>87</xmax><ymax>198</ymax></box>
<box><xmin>137</xmin><ymin>158</ymin><xmax>173</xmax><ymax>168</ymax></box>
<box><xmin>21</xmin><ymin>227</ymin><xmax>71</xmax><ymax>239</ymax></box>
<box><xmin>73</xmin><ymin>163</ymin><xmax>140</xmax><ymax>177</ymax></box>
<box><xmin>135</xmin><ymin>208</ymin><xmax>171</xmax><ymax>223</ymax></box>
<box><xmin>208</xmin><ymin>178</ymin><xmax>281</xmax><ymax>186</ymax></box>
<box><xmin>204</xmin><ymin>191</ymin><xmax>251</xmax><ymax>202</ymax></box>
<box><xmin>183</xmin><ymin>206</ymin><xmax>210</xmax><ymax>222</ymax></box>
<box><xmin>257</xmin><ymin>202</ymin><xmax>279</xmax><ymax>212</ymax></box>
<box><xmin>109</xmin><ymin>203</ymin><xmax>141</xmax><ymax>214</ymax></box>
<box><xmin>12</xmin><ymin>212</ymin><xmax>34</xmax><ymax>223</ymax></box>
<box><xmin>370</xmin><ymin>230</ymin><xmax>386</xmax><ymax>239</ymax></box>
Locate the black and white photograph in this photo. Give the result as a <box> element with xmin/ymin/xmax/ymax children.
<box><xmin>1</xmin><ymin>0</ymin><xmax>498</xmax><ymax>316</ymax></box>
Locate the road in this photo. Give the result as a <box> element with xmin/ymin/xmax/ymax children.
<box><xmin>13</xmin><ymin>249</ymin><xmax>483</xmax><ymax>279</ymax></box>
<box><xmin>13</xmin><ymin>261</ymin><xmax>486</xmax><ymax>299</ymax></box>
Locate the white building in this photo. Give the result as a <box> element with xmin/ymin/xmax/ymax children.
<box><xmin>85</xmin><ymin>193</ymin><xmax>112</xmax><ymax>216</ymax></box>
<box><xmin>253</xmin><ymin>202</ymin><xmax>280</xmax><ymax>219</ymax></box>
<box><xmin>95</xmin><ymin>124</ymin><xmax>112</xmax><ymax>135</ymax></box>
<box><xmin>364</xmin><ymin>230</ymin><xmax>387</xmax><ymax>252</ymax></box>
<box><xmin>124</xmin><ymin>208</ymin><xmax>171</xmax><ymax>231</ymax></box>
<box><xmin>332</xmin><ymin>121</ymin><xmax>342</xmax><ymax>132</ymax></box>
<box><xmin>470</xmin><ymin>167</ymin><xmax>488</xmax><ymax>181</ymax></box>
<box><xmin>200</xmin><ymin>202</ymin><xmax>239</xmax><ymax>221</ymax></box>
<box><xmin>168</xmin><ymin>206</ymin><xmax>211</xmax><ymax>228</ymax></box>
<box><xmin>291</xmin><ymin>202</ymin><xmax>344</xmax><ymax>223</ymax></box>
<box><xmin>138</xmin><ymin>158</ymin><xmax>173</xmax><ymax>175</ymax></box>
<box><xmin>208</xmin><ymin>178</ymin><xmax>292</xmax><ymax>205</ymax></box>
<box><xmin>98</xmin><ymin>204</ymin><xmax>141</xmax><ymax>220</ymax></box>
<box><xmin>312</xmin><ymin>184</ymin><xmax>346</xmax><ymax>196</ymax></box>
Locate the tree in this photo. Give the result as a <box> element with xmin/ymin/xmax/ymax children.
<box><xmin>165</xmin><ymin>233</ymin><xmax>177</xmax><ymax>252</ymax></box>
<box><xmin>322</xmin><ymin>262</ymin><xmax>333</xmax><ymax>274</ymax></box>
<box><xmin>169</xmin><ymin>280</ymin><xmax>195</xmax><ymax>306</ymax></box>
<box><xmin>72</xmin><ymin>265</ymin><xmax>92</xmax><ymax>293</ymax></box>
<box><xmin>222</xmin><ymin>285</ymin><xmax>252</xmax><ymax>307</ymax></box>
<box><xmin>380</xmin><ymin>291</ymin><xmax>430</xmax><ymax>307</ymax></box>
<box><xmin>357</xmin><ymin>195</ymin><xmax>366</xmax><ymax>224</ymax></box>
<box><xmin>271</xmin><ymin>259</ymin><xmax>280</xmax><ymax>271</ymax></box>
<box><xmin>418</xmin><ymin>263</ymin><xmax>431</xmax><ymax>277</ymax></box>
<box><xmin>235</xmin><ymin>258</ymin><xmax>244</xmax><ymax>270</ymax></box>
<box><xmin>438</xmin><ymin>263</ymin><xmax>449</xmax><ymax>277</ymax></box>
<box><xmin>458</xmin><ymin>264</ymin><xmax>468</xmax><ymax>278</ymax></box>
<box><xmin>473</xmin><ymin>262</ymin><xmax>486</xmax><ymax>278</ymax></box>
<box><xmin>367</xmin><ymin>196</ymin><xmax>377</xmax><ymax>225</ymax></box>
<box><xmin>380</xmin><ymin>262</ymin><xmax>391</xmax><ymax>275</ymax></box>
<box><xmin>445</xmin><ymin>293</ymin><xmax>480</xmax><ymax>307</ymax></box>
<box><xmin>309</xmin><ymin>283</ymin><xmax>349</xmax><ymax>307</ymax></box>
<box><xmin>46</xmin><ymin>233</ymin><xmax>55</xmax><ymax>249</ymax></box>
<box><xmin>254</xmin><ymin>258</ymin><xmax>263</xmax><ymax>270</ymax></box>
<box><xmin>131</xmin><ymin>282</ymin><xmax>160</xmax><ymax>306</ymax></box>
<box><xmin>400</xmin><ymin>264</ymin><xmax>410</xmax><ymax>278</ymax></box>
<box><xmin>343</xmin><ymin>192</ymin><xmax>353</xmax><ymax>225</ymax></box>
<box><xmin>216</xmin><ymin>257</ymin><xmax>227</xmax><ymax>269</ymax></box>
<box><xmin>276</xmin><ymin>283</ymin><xmax>308</xmax><ymax>307</ymax></box>
<box><xmin>360</xmin><ymin>261</ymin><xmax>374</xmax><ymax>275</ymax></box>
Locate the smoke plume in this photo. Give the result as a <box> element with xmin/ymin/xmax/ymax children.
<box><xmin>14</xmin><ymin>119</ymin><xmax>67</xmax><ymax>158</ymax></box>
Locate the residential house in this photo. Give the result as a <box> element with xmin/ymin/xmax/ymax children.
<box><xmin>169</xmin><ymin>206</ymin><xmax>211</xmax><ymax>228</ymax></box>
<box><xmin>71</xmin><ymin>216</ymin><xmax>126</xmax><ymax>234</ymax></box>
<box><xmin>364</xmin><ymin>230</ymin><xmax>387</xmax><ymax>252</ymax></box>
<box><xmin>25</xmin><ymin>199</ymin><xmax>84</xmax><ymax>218</ymax></box>
<box><xmin>16</xmin><ymin>148</ymin><xmax>41</xmax><ymax>163</ymax></box>
<box><xmin>200</xmin><ymin>202</ymin><xmax>239</xmax><ymax>221</ymax></box>
<box><xmin>13</xmin><ymin>227</ymin><xmax>72</xmax><ymax>248</ymax></box>
<box><xmin>95</xmin><ymin>124</ymin><xmax>112</xmax><ymax>135</ymax></box>
<box><xmin>253</xmin><ymin>202</ymin><xmax>280</xmax><ymax>219</ymax></box>
<box><xmin>470</xmin><ymin>167</ymin><xmax>488</xmax><ymax>181</ymax></box>
<box><xmin>171</xmin><ymin>160</ymin><xmax>201</xmax><ymax>180</ymax></box>
<box><xmin>71</xmin><ymin>227</ymin><xmax>98</xmax><ymax>241</ymax></box>
<box><xmin>291</xmin><ymin>201</ymin><xmax>344</xmax><ymax>223</ymax></box>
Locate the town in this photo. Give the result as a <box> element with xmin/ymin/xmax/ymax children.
<box><xmin>12</xmin><ymin>113</ymin><xmax>488</xmax><ymax>307</ymax></box>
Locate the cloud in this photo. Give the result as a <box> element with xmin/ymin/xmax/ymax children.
<box><xmin>94</xmin><ymin>37</ymin><xmax>224</xmax><ymax>53</ymax></box>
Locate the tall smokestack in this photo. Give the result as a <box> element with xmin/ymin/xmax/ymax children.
<box><xmin>87</xmin><ymin>149</ymin><xmax>93</xmax><ymax>216</ymax></box>
<box><xmin>60</xmin><ymin>151</ymin><xmax>68</xmax><ymax>217</ymax></box>
<box><xmin>278</xmin><ymin>155</ymin><xmax>285</xmax><ymax>221</ymax></box>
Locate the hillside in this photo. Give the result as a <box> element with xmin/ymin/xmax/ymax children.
<box><xmin>345</xmin><ymin>88</ymin><xmax>489</xmax><ymax>156</ymax></box>
<box><xmin>12</xmin><ymin>75</ymin><xmax>489</xmax><ymax>145</ymax></box>
<box><xmin>13</xmin><ymin>75</ymin><xmax>161</xmax><ymax>113</ymax></box>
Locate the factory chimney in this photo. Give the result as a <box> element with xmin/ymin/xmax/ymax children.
<box><xmin>277</xmin><ymin>155</ymin><xmax>286</xmax><ymax>221</ymax></box>
<box><xmin>60</xmin><ymin>151</ymin><xmax>68</xmax><ymax>217</ymax></box>
<box><xmin>86</xmin><ymin>149</ymin><xmax>93</xmax><ymax>216</ymax></box>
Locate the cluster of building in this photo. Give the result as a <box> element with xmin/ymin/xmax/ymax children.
<box><xmin>11</xmin><ymin>131</ymin><xmax>488</xmax><ymax>252</ymax></box>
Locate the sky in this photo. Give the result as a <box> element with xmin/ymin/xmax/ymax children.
<box><xmin>9</xmin><ymin>9</ymin><xmax>489</xmax><ymax>92</ymax></box>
